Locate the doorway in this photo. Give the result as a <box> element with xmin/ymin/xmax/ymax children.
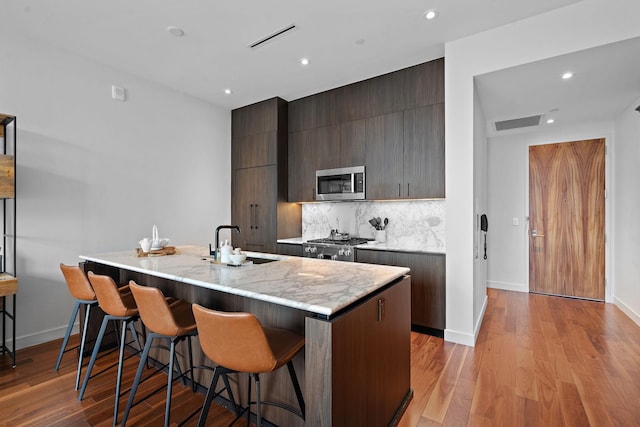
<box><xmin>528</xmin><ymin>138</ymin><xmax>605</xmax><ymax>300</ymax></box>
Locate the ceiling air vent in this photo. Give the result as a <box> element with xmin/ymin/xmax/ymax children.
<box><xmin>494</xmin><ymin>115</ymin><xmax>542</xmax><ymax>131</ymax></box>
<box><xmin>249</xmin><ymin>24</ymin><xmax>296</xmax><ymax>49</ymax></box>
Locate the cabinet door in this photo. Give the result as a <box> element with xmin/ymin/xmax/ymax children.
<box><xmin>403</xmin><ymin>103</ymin><xmax>445</xmax><ymax>198</ymax></box>
<box><xmin>356</xmin><ymin>249</ymin><xmax>446</xmax><ymax>331</ymax></box>
<box><xmin>288</xmin><ymin>125</ymin><xmax>340</xmax><ymax>202</ymax></box>
<box><xmin>339</xmin><ymin>119</ymin><xmax>366</xmax><ymax>168</ymax></box>
<box><xmin>288</xmin><ymin>130</ymin><xmax>316</xmax><ymax>202</ymax></box>
<box><xmin>233</xmin><ymin>166</ymin><xmax>277</xmax><ymax>250</ymax></box>
<box><xmin>396</xmin><ymin>252</ymin><xmax>446</xmax><ymax>330</ymax></box>
<box><xmin>232</xmin><ymin>131</ymin><xmax>277</xmax><ymax>169</ymax></box>
<box><xmin>365</xmin><ymin>112</ymin><xmax>404</xmax><ymax>200</ymax></box>
<box><xmin>276</xmin><ymin>243</ymin><xmax>303</xmax><ymax>257</ymax></box>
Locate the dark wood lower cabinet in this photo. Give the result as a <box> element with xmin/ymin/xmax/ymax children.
<box><xmin>356</xmin><ymin>249</ymin><xmax>445</xmax><ymax>333</ymax></box>
<box><xmin>276</xmin><ymin>243</ymin><xmax>303</xmax><ymax>257</ymax></box>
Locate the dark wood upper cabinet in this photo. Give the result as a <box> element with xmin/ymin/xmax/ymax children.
<box><xmin>365</xmin><ymin>112</ymin><xmax>404</xmax><ymax>200</ymax></box>
<box><xmin>287</xmin><ymin>57</ymin><xmax>444</xmax><ymax>202</ymax></box>
<box><xmin>339</xmin><ymin>119</ymin><xmax>366</xmax><ymax>168</ymax></box>
<box><xmin>232</xmin><ymin>98</ymin><xmax>279</xmax><ymax>138</ymax></box>
<box><xmin>288</xmin><ymin>125</ymin><xmax>340</xmax><ymax>202</ymax></box>
<box><xmin>232</xmin><ymin>131</ymin><xmax>278</xmax><ymax>169</ymax></box>
<box><xmin>403</xmin><ymin>103</ymin><xmax>445</xmax><ymax>199</ymax></box>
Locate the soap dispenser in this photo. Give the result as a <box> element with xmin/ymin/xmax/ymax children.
<box><xmin>220</xmin><ymin>240</ymin><xmax>232</xmax><ymax>263</ymax></box>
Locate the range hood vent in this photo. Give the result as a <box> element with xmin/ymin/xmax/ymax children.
<box><xmin>249</xmin><ymin>24</ymin><xmax>296</xmax><ymax>49</ymax></box>
<box><xmin>494</xmin><ymin>115</ymin><xmax>542</xmax><ymax>131</ymax></box>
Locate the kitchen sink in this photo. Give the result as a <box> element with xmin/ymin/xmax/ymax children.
<box><xmin>246</xmin><ymin>257</ymin><xmax>279</xmax><ymax>264</ymax></box>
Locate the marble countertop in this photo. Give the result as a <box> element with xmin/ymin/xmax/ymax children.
<box><xmin>80</xmin><ymin>245</ymin><xmax>409</xmax><ymax>317</ymax></box>
<box><xmin>277</xmin><ymin>237</ymin><xmax>445</xmax><ymax>254</ymax></box>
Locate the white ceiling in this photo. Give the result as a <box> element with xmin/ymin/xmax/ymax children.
<box><xmin>5</xmin><ymin>0</ymin><xmax>586</xmax><ymax>113</ymax></box>
<box><xmin>476</xmin><ymin>36</ymin><xmax>640</xmax><ymax>137</ymax></box>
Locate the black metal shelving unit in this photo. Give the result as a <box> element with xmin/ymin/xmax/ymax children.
<box><xmin>0</xmin><ymin>113</ymin><xmax>17</xmax><ymax>368</ymax></box>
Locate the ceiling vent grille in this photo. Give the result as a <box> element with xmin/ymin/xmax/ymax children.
<box><xmin>249</xmin><ymin>24</ymin><xmax>296</xmax><ymax>49</ymax></box>
<box><xmin>494</xmin><ymin>115</ymin><xmax>542</xmax><ymax>131</ymax></box>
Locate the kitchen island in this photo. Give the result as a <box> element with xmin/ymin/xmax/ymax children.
<box><xmin>80</xmin><ymin>246</ymin><xmax>412</xmax><ymax>426</ymax></box>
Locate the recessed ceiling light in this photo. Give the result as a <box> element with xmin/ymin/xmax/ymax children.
<box><xmin>424</xmin><ymin>9</ymin><xmax>438</xmax><ymax>20</ymax></box>
<box><xmin>299</xmin><ymin>58</ymin><xmax>309</xmax><ymax>66</ymax></box>
<box><xmin>546</xmin><ymin>118</ymin><xmax>555</xmax><ymax>124</ymax></box>
<box><xmin>224</xmin><ymin>89</ymin><xmax>232</xmax><ymax>95</ymax></box>
<box><xmin>562</xmin><ymin>72</ymin><xmax>574</xmax><ymax>80</ymax></box>
<box><xmin>167</xmin><ymin>26</ymin><xmax>185</xmax><ymax>37</ymax></box>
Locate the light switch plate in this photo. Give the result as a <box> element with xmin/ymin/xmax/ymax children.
<box><xmin>513</xmin><ymin>217</ymin><xmax>519</xmax><ymax>226</ymax></box>
<box><xmin>111</xmin><ymin>85</ymin><xmax>126</xmax><ymax>102</ymax></box>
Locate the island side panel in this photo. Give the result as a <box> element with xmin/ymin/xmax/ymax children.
<box><xmin>306</xmin><ymin>276</ymin><xmax>411</xmax><ymax>426</ymax></box>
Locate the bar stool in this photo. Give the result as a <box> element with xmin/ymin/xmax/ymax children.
<box><xmin>56</xmin><ymin>264</ymin><xmax>121</xmax><ymax>390</ymax></box>
<box><xmin>121</xmin><ymin>281</ymin><xmax>197</xmax><ymax>427</ymax></box>
<box><xmin>192</xmin><ymin>304</ymin><xmax>305</xmax><ymax>427</ymax></box>
<box><xmin>77</xmin><ymin>272</ymin><xmax>143</xmax><ymax>425</ymax></box>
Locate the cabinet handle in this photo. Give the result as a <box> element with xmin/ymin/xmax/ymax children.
<box><xmin>250</xmin><ymin>204</ymin><xmax>255</xmax><ymax>229</ymax></box>
<box><xmin>398</xmin><ymin>183</ymin><xmax>401</xmax><ymax>197</ymax></box>
<box><xmin>377</xmin><ymin>297</ymin><xmax>386</xmax><ymax>322</ymax></box>
<box><xmin>407</xmin><ymin>183</ymin><xmax>410</xmax><ymax>197</ymax></box>
<box><xmin>254</xmin><ymin>203</ymin><xmax>258</xmax><ymax>230</ymax></box>
<box><xmin>312</xmin><ymin>188</ymin><xmax>316</xmax><ymax>201</ymax></box>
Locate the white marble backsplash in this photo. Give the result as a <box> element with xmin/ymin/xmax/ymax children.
<box><xmin>302</xmin><ymin>200</ymin><xmax>445</xmax><ymax>252</ymax></box>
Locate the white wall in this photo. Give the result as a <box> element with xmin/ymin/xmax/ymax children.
<box><xmin>487</xmin><ymin>121</ymin><xmax>614</xmax><ymax>299</ymax></box>
<box><xmin>472</xmin><ymin>86</ymin><xmax>488</xmax><ymax>327</ymax></box>
<box><xmin>612</xmin><ymin>98</ymin><xmax>640</xmax><ymax>324</ymax></box>
<box><xmin>0</xmin><ymin>32</ymin><xmax>231</xmax><ymax>349</ymax></box>
<box><xmin>445</xmin><ymin>0</ymin><xmax>640</xmax><ymax>346</ymax></box>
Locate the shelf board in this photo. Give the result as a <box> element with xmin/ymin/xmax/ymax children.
<box><xmin>0</xmin><ymin>273</ymin><xmax>18</xmax><ymax>297</ymax></box>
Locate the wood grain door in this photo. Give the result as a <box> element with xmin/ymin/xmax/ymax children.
<box><xmin>529</xmin><ymin>139</ymin><xmax>605</xmax><ymax>300</ymax></box>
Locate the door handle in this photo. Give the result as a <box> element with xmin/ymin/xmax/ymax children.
<box><xmin>531</xmin><ymin>229</ymin><xmax>544</xmax><ymax>238</ymax></box>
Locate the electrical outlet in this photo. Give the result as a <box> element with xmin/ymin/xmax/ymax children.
<box><xmin>512</xmin><ymin>217</ymin><xmax>519</xmax><ymax>226</ymax></box>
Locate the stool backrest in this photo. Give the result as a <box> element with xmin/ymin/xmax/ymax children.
<box><xmin>192</xmin><ymin>303</ymin><xmax>278</xmax><ymax>373</ymax></box>
<box><xmin>60</xmin><ymin>264</ymin><xmax>96</xmax><ymax>301</ymax></box>
<box><xmin>87</xmin><ymin>272</ymin><xmax>136</xmax><ymax>317</ymax></box>
<box><xmin>128</xmin><ymin>281</ymin><xmax>180</xmax><ymax>336</ymax></box>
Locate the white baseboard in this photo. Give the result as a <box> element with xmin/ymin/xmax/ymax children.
<box><xmin>614</xmin><ymin>297</ymin><xmax>640</xmax><ymax>327</ymax></box>
<box><xmin>474</xmin><ymin>294</ymin><xmax>488</xmax><ymax>343</ymax></box>
<box><xmin>14</xmin><ymin>324</ymin><xmax>75</xmax><ymax>352</ymax></box>
<box><xmin>444</xmin><ymin>293</ymin><xmax>488</xmax><ymax>348</ymax></box>
<box><xmin>444</xmin><ymin>328</ymin><xmax>475</xmax><ymax>346</ymax></box>
<box><xmin>487</xmin><ymin>280</ymin><xmax>528</xmax><ymax>293</ymax></box>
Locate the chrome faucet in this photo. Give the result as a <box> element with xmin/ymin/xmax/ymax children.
<box><xmin>210</xmin><ymin>225</ymin><xmax>241</xmax><ymax>259</ymax></box>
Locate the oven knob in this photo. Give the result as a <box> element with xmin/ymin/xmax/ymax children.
<box><xmin>311</xmin><ymin>246</ymin><xmax>317</xmax><ymax>253</ymax></box>
<box><xmin>345</xmin><ymin>249</ymin><xmax>352</xmax><ymax>256</ymax></box>
<box><xmin>331</xmin><ymin>254</ymin><xmax>338</xmax><ymax>260</ymax></box>
<box><xmin>338</xmin><ymin>248</ymin><xmax>345</xmax><ymax>256</ymax></box>
<box><xmin>304</xmin><ymin>246</ymin><xmax>311</xmax><ymax>253</ymax></box>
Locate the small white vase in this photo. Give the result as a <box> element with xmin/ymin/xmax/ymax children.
<box><xmin>375</xmin><ymin>230</ymin><xmax>386</xmax><ymax>243</ymax></box>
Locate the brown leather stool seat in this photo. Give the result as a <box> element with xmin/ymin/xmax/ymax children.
<box><xmin>77</xmin><ymin>272</ymin><xmax>144</xmax><ymax>425</ymax></box>
<box><xmin>121</xmin><ymin>281</ymin><xmax>198</xmax><ymax>427</ymax></box>
<box><xmin>192</xmin><ymin>304</ymin><xmax>305</xmax><ymax>427</ymax></box>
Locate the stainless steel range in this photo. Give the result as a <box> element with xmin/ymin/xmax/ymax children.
<box><xmin>303</xmin><ymin>232</ymin><xmax>371</xmax><ymax>262</ymax></box>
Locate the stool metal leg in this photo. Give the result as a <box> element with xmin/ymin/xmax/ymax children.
<box><xmin>74</xmin><ymin>302</ymin><xmax>93</xmax><ymax>390</ymax></box>
<box><xmin>165</xmin><ymin>339</ymin><xmax>176</xmax><ymax>427</ymax></box>
<box><xmin>114</xmin><ymin>318</ymin><xmax>136</xmax><ymax>425</ymax></box>
<box><xmin>287</xmin><ymin>360</ymin><xmax>305</xmax><ymax>418</ymax></box>
<box><xmin>55</xmin><ymin>300</ymin><xmax>81</xmax><ymax>371</ymax></box>
<box><xmin>78</xmin><ymin>315</ymin><xmax>110</xmax><ymax>400</ymax></box>
<box><xmin>122</xmin><ymin>332</ymin><xmax>155</xmax><ymax>427</ymax></box>
<box><xmin>255</xmin><ymin>373</ymin><xmax>262</xmax><ymax>427</ymax></box>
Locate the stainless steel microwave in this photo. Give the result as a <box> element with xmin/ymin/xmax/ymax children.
<box><xmin>316</xmin><ymin>166</ymin><xmax>365</xmax><ymax>201</ymax></box>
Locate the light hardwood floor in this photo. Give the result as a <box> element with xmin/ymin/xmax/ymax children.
<box><xmin>1</xmin><ymin>288</ymin><xmax>639</xmax><ymax>426</ymax></box>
